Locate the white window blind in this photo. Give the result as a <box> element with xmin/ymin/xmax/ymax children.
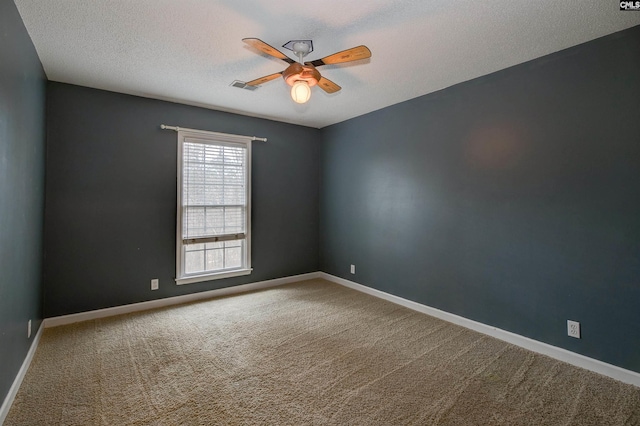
<box><xmin>176</xmin><ymin>131</ymin><xmax>252</xmax><ymax>284</ymax></box>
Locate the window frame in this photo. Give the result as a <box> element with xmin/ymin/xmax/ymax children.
<box><xmin>175</xmin><ymin>129</ymin><xmax>252</xmax><ymax>285</ymax></box>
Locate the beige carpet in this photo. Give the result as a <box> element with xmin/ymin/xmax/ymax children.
<box><xmin>5</xmin><ymin>279</ymin><xmax>640</xmax><ymax>425</ymax></box>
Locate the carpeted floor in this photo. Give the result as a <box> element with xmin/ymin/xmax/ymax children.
<box><xmin>5</xmin><ymin>279</ymin><xmax>640</xmax><ymax>425</ymax></box>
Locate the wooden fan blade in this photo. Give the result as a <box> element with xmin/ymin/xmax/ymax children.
<box><xmin>242</xmin><ymin>38</ymin><xmax>295</xmax><ymax>64</ymax></box>
<box><xmin>246</xmin><ymin>72</ymin><xmax>283</xmax><ymax>86</ymax></box>
<box><xmin>317</xmin><ymin>77</ymin><xmax>341</xmax><ymax>94</ymax></box>
<box><xmin>306</xmin><ymin>45</ymin><xmax>371</xmax><ymax>67</ymax></box>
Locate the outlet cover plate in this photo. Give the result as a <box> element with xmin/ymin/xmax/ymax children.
<box><xmin>350</xmin><ymin>264</ymin><xmax>355</xmax><ymax>274</ymax></box>
<box><xmin>151</xmin><ymin>279</ymin><xmax>159</xmax><ymax>290</ymax></box>
<box><xmin>567</xmin><ymin>320</ymin><xmax>580</xmax><ymax>338</ymax></box>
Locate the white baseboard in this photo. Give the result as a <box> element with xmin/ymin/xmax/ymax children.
<box><xmin>320</xmin><ymin>272</ymin><xmax>640</xmax><ymax>388</ymax></box>
<box><xmin>44</xmin><ymin>272</ymin><xmax>322</xmax><ymax>328</ymax></box>
<box><xmin>0</xmin><ymin>322</ymin><xmax>44</xmax><ymax>425</ymax></box>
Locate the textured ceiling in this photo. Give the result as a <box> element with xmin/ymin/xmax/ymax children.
<box><xmin>14</xmin><ymin>0</ymin><xmax>640</xmax><ymax>128</ymax></box>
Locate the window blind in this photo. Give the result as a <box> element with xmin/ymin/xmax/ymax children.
<box><xmin>182</xmin><ymin>137</ymin><xmax>247</xmax><ymax>245</ymax></box>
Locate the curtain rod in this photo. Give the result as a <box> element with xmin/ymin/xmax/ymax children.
<box><xmin>160</xmin><ymin>124</ymin><xmax>267</xmax><ymax>142</ymax></box>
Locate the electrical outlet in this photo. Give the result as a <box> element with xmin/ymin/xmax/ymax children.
<box><xmin>27</xmin><ymin>319</ymin><xmax>32</xmax><ymax>338</ymax></box>
<box><xmin>151</xmin><ymin>279</ymin><xmax>159</xmax><ymax>290</ymax></box>
<box><xmin>350</xmin><ymin>264</ymin><xmax>356</xmax><ymax>274</ymax></box>
<box><xmin>567</xmin><ymin>320</ymin><xmax>580</xmax><ymax>338</ymax></box>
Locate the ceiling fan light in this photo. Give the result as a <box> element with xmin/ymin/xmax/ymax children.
<box><xmin>291</xmin><ymin>80</ymin><xmax>311</xmax><ymax>104</ymax></box>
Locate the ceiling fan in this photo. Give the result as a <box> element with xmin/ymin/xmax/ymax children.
<box><xmin>242</xmin><ymin>38</ymin><xmax>372</xmax><ymax>104</ymax></box>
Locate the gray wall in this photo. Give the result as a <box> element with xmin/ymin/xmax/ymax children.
<box><xmin>0</xmin><ymin>0</ymin><xmax>46</xmax><ymax>406</ymax></box>
<box><xmin>320</xmin><ymin>26</ymin><xmax>640</xmax><ymax>373</ymax></box>
<box><xmin>44</xmin><ymin>83</ymin><xmax>320</xmax><ymax>317</ymax></box>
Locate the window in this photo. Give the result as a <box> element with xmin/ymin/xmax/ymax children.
<box><xmin>176</xmin><ymin>129</ymin><xmax>251</xmax><ymax>284</ymax></box>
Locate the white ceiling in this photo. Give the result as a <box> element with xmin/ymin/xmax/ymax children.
<box><xmin>14</xmin><ymin>0</ymin><xmax>640</xmax><ymax>129</ymax></box>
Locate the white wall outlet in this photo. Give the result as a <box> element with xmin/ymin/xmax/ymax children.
<box><xmin>151</xmin><ymin>279</ymin><xmax>159</xmax><ymax>290</ymax></box>
<box><xmin>27</xmin><ymin>319</ymin><xmax>32</xmax><ymax>338</ymax></box>
<box><xmin>567</xmin><ymin>320</ymin><xmax>580</xmax><ymax>338</ymax></box>
<box><xmin>350</xmin><ymin>264</ymin><xmax>356</xmax><ymax>274</ymax></box>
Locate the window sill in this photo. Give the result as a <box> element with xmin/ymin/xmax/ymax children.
<box><xmin>175</xmin><ymin>268</ymin><xmax>252</xmax><ymax>285</ymax></box>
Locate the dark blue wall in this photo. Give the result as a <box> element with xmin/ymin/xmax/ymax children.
<box><xmin>320</xmin><ymin>26</ymin><xmax>640</xmax><ymax>373</ymax></box>
<box><xmin>44</xmin><ymin>83</ymin><xmax>320</xmax><ymax>317</ymax></box>
<box><xmin>0</xmin><ymin>0</ymin><xmax>46</xmax><ymax>406</ymax></box>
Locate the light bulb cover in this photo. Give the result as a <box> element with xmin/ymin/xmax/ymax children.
<box><xmin>291</xmin><ymin>81</ymin><xmax>311</xmax><ymax>104</ymax></box>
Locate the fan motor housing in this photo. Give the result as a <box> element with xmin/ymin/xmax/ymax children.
<box><xmin>283</xmin><ymin>63</ymin><xmax>321</xmax><ymax>87</ymax></box>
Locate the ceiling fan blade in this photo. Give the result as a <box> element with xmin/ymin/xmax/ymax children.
<box><xmin>306</xmin><ymin>45</ymin><xmax>371</xmax><ymax>67</ymax></box>
<box><xmin>242</xmin><ymin>38</ymin><xmax>295</xmax><ymax>64</ymax></box>
<box><xmin>317</xmin><ymin>77</ymin><xmax>341</xmax><ymax>94</ymax></box>
<box><xmin>246</xmin><ymin>72</ymin><xmax>283</xmax><ymax>86</ymax></box>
